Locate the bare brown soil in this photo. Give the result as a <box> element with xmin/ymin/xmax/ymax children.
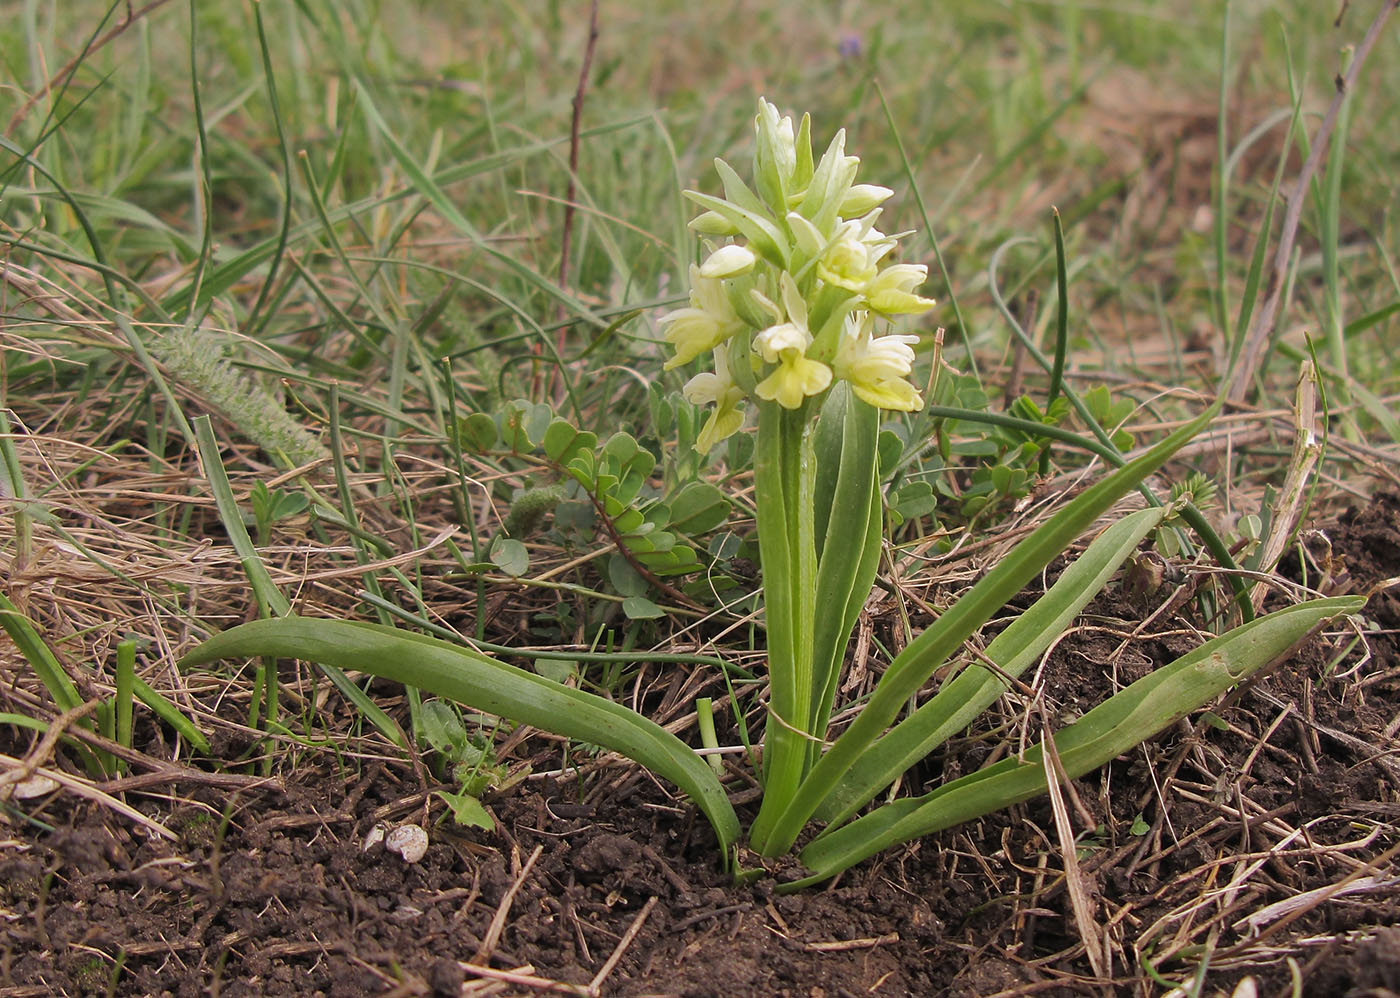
<box><xmin>2</xmin><ymin>497</ymin><xmax>1398</xmax><ymax>998</ymax></box>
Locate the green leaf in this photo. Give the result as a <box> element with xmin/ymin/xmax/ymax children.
<box><xmin>193</xmin><ymin>416</ymin><xmax>404</xmax><ymax>748</ymax></box>
<box><xmin>500</xmin><ymin>401</ymin><xmax>551</xmax><ymax>452</ymax></box>
<box><xmin>490</xmin><ymin>537</ymin><xmax>529</xmax><ymax>577</ymax></box>
<box><xmin>746</xmin><ymin>403</ymin><xmax>822</xmax><ymax>854</ymax></box>
<box><xmin>1130</xmin><ymin>814</ymin><xmax>1150</xmax><ymax>836</ymax></box>
<box><xmin>535</xmin><ymin>658</ymin><xmax>579</xmax><ymax>684</ymax></box>
<box><xmin>891</xmin><ymin>481</ymin><xmax>938</xmax><ymax>521</ymax></box>
<box><xmin>436</xmin><ymin>790</ymin><xmax>495</xmax><ymax>830</ymax></box>
<box><xmin>179</xmin><ymin>617</ymin><xmax>740</xmax><ymax>860</ymax></box>
<box><xmin>806</xmin><ymin>392</ymin><xmax>881</xmax><ymax>751</ymax></box>
<box><xmin>815</xmin><ymin>505</ymin><xmax>1170</xmax><ymax>828</ymax></box>
<box><xmin>543</xmin><ymin>417</ymin><xmax>597</xmax><ymax>466</ymax></box>
<box><xmin>458</xmin><ymin>413</ymin><xmax>499</xmax><ymax>453</ymax></box>
<box><xmin>684</xmin><ymin>189</ymin><xmax>789</xmax><ymax>267</ymax></box>
<box><xmin>876</xmin><ymin>429</ymin><xmax>903</xmax><ymax>478</ymax></box>
<box><xmin>1200</xmin><ymin>710</ymin><xmax>1229</xmax><ymax>731</ymax></box>
<box><xmin>418</xmin><ymin>700</ymin><xmax>469</xmax><ymax>756</ymax></box>
<box><xmin>791</xmin><ymin>595</ymin><xmax>1364</xmax><ymax>888</ymax></box>
<box><xmin>668</xmin><ymin>481</ymin><xmax>730</xmax><ymax>535</ymax></box>
<box><xmin>622</xmin><ymin>596</ymin><xmax>665</xmax><ymax>620</ymax></box>
<box><xmin>612</xmin><ymin>507</ymin><xmax>647</xmax><ymax>534</ymax></box>
<box><xmin>0</xmin><ymin>592</ymin><xmax>84</xmax><ymax>714</ymax></box>
<box><xmin>607</xmin><ymin>555</ymin><xmax>650</xmax><ymax>598</ymax></box>
<box><xmin>812</xmin><ymin>385</ymin><xmax>851</xmax><ymax>554</ymax></box>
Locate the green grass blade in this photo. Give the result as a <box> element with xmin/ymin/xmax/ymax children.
<box><xmin>1231</xmin><ymin>106</ymin><xmax>1300</xmax><ymax>345</ymax></box>
<box><xmin>130</xmin><ymin>677</ymin><xmax>211</xmax><ymax>755</ymax></box>
<box><xmin>0</xmin><ymin>591</ymin><xmax>106</xmax><ymax>775</ymax></box>
<box><xmin>874</xmin><ymin>80</ymin><xmax>975</xmax><ymax>381</ymax></box>
<box><xmin>181</xmin><ymin>1</ymin><xmax>215</xmax><ymax>323</ymax></box>
<box><xmin>114</xmin><ymin>640</ymin><xmax>135</xmax><ymax>752</ymax></box>
<box><xmin>245</xmin><ymin>0</ymin><xmax>296</xmax><ymax>337</ymax></box>
<box><xmin>1212</xmin><ymin>0</ymin><xmax>1234</xmax><ymax>346</ymax></box>
<box><xmin>178</xmin><ymin>616</ymin><xmax>740</xmax><ymax>859</ymax></box>
<box><xmin>792</xmin><ymin>595</ymin><xmax>1363</xmax><ymax>888</ymax></box>
<box><xmin>193</xmin><ymin>415</ymin><xmax>405</xmax><ymax>747</ymax></box>
<box><xmin>1</xmin><ymin>410</ymin><xmax>36</xmax><ymax>568</ymax></box>
<box><xmin>155</xmin><ymin>117</ymin><xmax>647</xmax><ymax>318</ymax></box>
<box><xmin>0</xmin><ymin>591</ymin><xmax>84</xmax><ymax>714</ymax></box>
<box><xmin>193</xmin><ymin>416</ymin><xmax>290</xmax><ymax>618</ymax></box>
<box><xmin>756</xmin><ymin>402</ymin><xmax>1218</xmax><ymax>855</ymax></box>
<box><xmin>1048</xmin><ymin>207</ymin><xmax>1069</xmax><ymax>408</ymax></box>
<box><xmin>354</xmin><ymin>84</ymin><xmax>607</xmax><ymax>330</ymax></box>
<box><xmin>816</xmin><ymin>504</ymin><xmax>1171</xmax><ymax>828</ymax></box>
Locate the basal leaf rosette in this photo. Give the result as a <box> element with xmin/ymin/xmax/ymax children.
<box><xmin>662</xmin><ymin>98</ymin><xmax>935</xmax><ymax>452</ymax></box>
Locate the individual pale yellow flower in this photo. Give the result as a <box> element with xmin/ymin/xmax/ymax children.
<box><xmin>865</xmin><ymin>263</ymin><xmax>936</xmax><ymax>316</ymax></box>
<box><xmin>754</xmin><ymin>322</ymin><xmax>832</xmax><ymax>410</ymax></box>
<box><xmin>661</xmin><ymin>265</ymin><xmax>746</xmax><ymax>369</ymax></box>
<box><xmin>683</xmin><ymin>348</ymin><xmax>746</xmax><ymax>453</ymax></box>
<box><xmin>816</xmin><ymin>221</ymin><xmax>878</xmax><ymax>292</ymax></box>
<box><xmin>833</xmin><ymin>313</ymin><xmax>924</xmax><ymax>411</ymax></box>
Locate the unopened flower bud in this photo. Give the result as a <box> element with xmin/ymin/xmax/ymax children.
<box><xmin>839</xmin><ymin>184</ymin><xmax>894</xmax><ymax>217</ymax></box>
<box><xmin>699</xmin><ymin>244</ymin><xmax>757</xmax><ymax>279</ymax></box>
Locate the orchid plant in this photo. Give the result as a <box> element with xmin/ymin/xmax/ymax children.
<box><xmin>182</xmin><ymin>100</ymin><xmax>1362</xmax><ymax>887</ymax></box>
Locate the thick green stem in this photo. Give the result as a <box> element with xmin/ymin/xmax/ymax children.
<box><xmin>748</xmin><ymin>401</ymin><xmax>819</xmax><ymax>854</ymax></box>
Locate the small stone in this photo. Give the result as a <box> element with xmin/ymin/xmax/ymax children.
<box><xmin>385</xmin><ymin>823</ymin><xmax>429</xmax><ymax>863</ymax></box>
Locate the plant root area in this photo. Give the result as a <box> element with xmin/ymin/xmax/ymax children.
<box><xmin>3</xmin><ymin>497</ymin><xmax>1399</xmax><ymax>998</ymax></box>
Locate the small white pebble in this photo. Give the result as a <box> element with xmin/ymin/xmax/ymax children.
<box><xmin>385</xmin><ymin>823</ymin><xmax>429</xmax><ymax>863</ymax></box>
<box><xmin>361</xmin><ymin>821</ymin><xmax>388</xmax><ymax>852</ymax></box>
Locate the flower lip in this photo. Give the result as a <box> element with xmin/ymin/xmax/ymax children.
<box><xmin>756</xmin><ymin>355</ymin><xmax>832</xmax><ymax>409</ymax></box>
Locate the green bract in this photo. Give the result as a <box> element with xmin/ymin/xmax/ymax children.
<box><xmin>181</xmin><ymin>99</ymin><xmax>1365</xmax><ymax>887</ymax></box>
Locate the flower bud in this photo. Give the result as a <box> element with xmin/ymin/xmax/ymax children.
<box><xmin>839</xmin><ymin>184</ymin><xmax>894</xmax><ymax>218</ymax></box>
<box><xmin>698</xmin><ymin>244</ymin><xmax>757</xmax><ymax>279</ymax></box>
<box><xmin>690</xmin><ymin>210</ymin><xmax>741</xmax><ymax>236</ymax></box>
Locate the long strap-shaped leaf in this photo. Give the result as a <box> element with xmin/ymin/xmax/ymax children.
<box><xmin>179</xmin><ymin>617</ymin><xmax>741</xmax><ymax>860</ymax></box>
<box><xmin>815</xmin><ymin>504</ymin><xmax>1172</xmax><ymax>828</ymax></box>
<box><xmin>755</xmin><ymin>403</ymin><xmax>1218</xmax><ymax>855</ymax></box>
<box><xmin>808</xmin><ymin>388</ymin><xmax>882</xmax><ymax>753</ymax></box>
<box><xmin>788</xmin><ymin>594</ymin><xmax>1363</xmax><ymax>889</ymax></box>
